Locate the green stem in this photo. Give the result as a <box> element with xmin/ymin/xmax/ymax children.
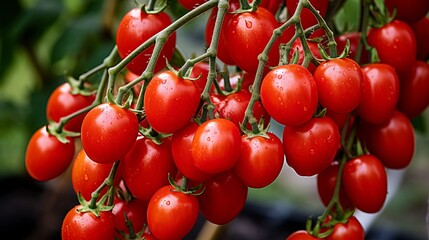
<box><xmin>301</xmin><ymin>0</ymin><xmax>338</xmax><ymax>57</ymax></box>
<box><xmin>89</xmin><ymin>160</ymin><xmax>120</xmax><ymax>209</ymax></box>
<box><xmin>146</xmin><ymin>0</ymin><xmax>156</xmax><ymax>12</ymax></box>
<box><xmin>355</xmin><ymin>0</ymin><xmax>371</xmax><ymax>63</ymax></box>
<box><xmin>110</xmin><ymin>0</ymin><xmax>219</xmax><ymax>105</ymax></box>
<box><xmin>239</xmin><ymin>0</ymin><xmax>252</xmax><ymax>11</ymax></box>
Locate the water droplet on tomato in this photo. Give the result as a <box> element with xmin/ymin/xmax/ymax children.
<box><xmin>245</xmin><ymin>20</ymin><xmax>252</xmax><ymax>28</ymax></box>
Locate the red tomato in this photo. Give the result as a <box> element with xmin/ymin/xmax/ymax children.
<box><xmin>411</xmin><ymin>17</ymin><xmax>429</xmax><ymax>61</ymax></box>
<box><xmin>260</xmin><ymin>64</ymin><xmax>318</xmax><ymax>126</ymax></box>
<box><xmin>287</xmin><ymin>230</ymin><xmax>320</xmax><ymax>240</ymax></box>
<box><xmin>287</xmin><ymin>0</ymin><xmax>329</xmax><ymax>29</ymax></box>
<box><xmin>81</xmin><ymin>103</ymin><xmax>139</xmax><ymax>164</ymax></box>
<box><xmin>317</xmin><ymin>161</ymin><xmax>354</xmax><ymax>211</ymax></box>
<box><xmin>225</xmin><ymin>7</ymin><xmax>281</xmax><ymax>73</ymax></box>
<box><xmin>147</xmin><ymin>185</ymin><xmax>199</xmax><ymax>240</ymax></box>
<box><xmin>116</xmin><ymin>8</ymin><xmax>176</xmax><ymax>75</ymax></box>
<box><xmin>335</xmin><ymin>32</ymin><xmax>370</xmax><ymax>64</ymax></box>
<box><xmin>112</xmin><ymin>198</ymin><xmax>148</xmax><ymax>236</ymax></box>
<box><xmin>171</xmin><ymin>122</ymin><xmax>212</xmax><ymax>182</ymax></box>
<box><xmin>235</xmin><ymin>132</ymin><xmax>284</xmax><ymax>188</ymax></box>
<box><xmin>25</xmin><ymin>127</ymin><xmax>75</xmax><ymax>181</ymax></box>
<box><xmin>358</xmin><ymin>111</ymin><xmax>415</xmax><ymax>169</ymax></box>
<box><xmin>397</xmin><ymin>61</ymin><xmax>429</xmax><ymax>119</ymax></box>
<box><xmin>212</xmin><ymin>90</ymin><xmax>271</xmax><ymax>130</ymax></box>
<box><xmin>326</xmin><ymin>216</ymin><xmax>365</xmax><ymax>240</ymax></box>
<box><xmin>192</xmin><ymin>118</ymin><xmax>241</xmax><ymax>174</ymax></box>
<box><xmin>342</xmin><ymin>155</ymin><xmax>387</xmax><ymax>213</ymax></box>
<box><xmin>283</xmin><ymin>116</ymin><xmax>340</xmax><ymax>176</ymax></box>
<box><xmin>46</xmin><ymin>83</ymin><xmax>95</xmax><ymax>132</ymax></box>
<box><xmin>62</xmin><ymin>206</ymin><xmax>115</xmax><ymax>240</ymax></box>
<box><xmin>385</xmin><ymin>0</ymin><xmax>429</xmax><ymax>24</ymax></box>
<box><xmin>122</xmin><ymin>136</ymin><xmax>177</xmax><ymax>201</ymax></box>
<box><xmin>367</xmin><ymin>20</ymin><xmax>416</xmax><ymax>77</ymax></box>
<box><xmin>144</xmin><ymin>70</ymin><xmax>201</xmax><ymax>134</ymax></box>
<box><xmin>356</xmin><ymin>63</ymin><xmax>400</xmax><ymax>124</ymax></box>
<box><xmin>71</xmin><ymin>149</ymin><xmax>121</xmax><ymax>201</ymax></box>
<box><xmin>198</xmin><ymin>171</ymin><xmax>248</xmax><ymax>224</ymax></box>
<box><xmin>313</xmin><ymin>58</ymin><xmax>363</xmax><ymax>113</ymax></box>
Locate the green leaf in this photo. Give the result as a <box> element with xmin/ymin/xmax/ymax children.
<box><xmin>333</xmin><ymin>0</ymin><xmax>360</xmax><ymax>33</ymax></box>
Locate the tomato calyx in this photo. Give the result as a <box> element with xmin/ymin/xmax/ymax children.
<box><xmin>240</xmin><ymin>116</ymin><xmax>269</xmax><ymax>139</ymax></box>
<box><xmin>368</xmin><ymin>0</ymin><xmax>396</xmax><ymax>28</ymax></box>
<box><xmin>168</xmin><ymin>174</ymin><xmax>205</xmax><ymax>196</ymax></box>
<box><xmin>139</xmin><ymin>125</ymin><xmax>172</xmax><ymax>145</ymax></box>
<box><xmin>135</xmin><ymin>0</ymin><xmax>168</xmax><ymax>15</ymax></box>
<box><xmin>76</xmin><ymin>191</ymin><xmax>114</xmax><ymax>218</ymax></box>
<box><xmin>46</xmin><ymin>122</ymin><xmax>80</xmax><ymax>144</ymax></box>
<box><xmin>317</xmin><ymin>38</ymin><xmax>351</xmax><ymax>61</ymax></box>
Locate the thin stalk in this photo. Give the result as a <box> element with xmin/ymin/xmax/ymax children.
<box><xmin>89</xmin><ymin>160</ymin><xmax>120</xmax><ymax>209</ymax></box>
<box><xmin>109</xmin><ymin>0</ymin><xmax>219</xmax><ymax>104</ymax></box>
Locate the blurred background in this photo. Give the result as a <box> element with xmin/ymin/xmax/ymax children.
<box><xmin>0</xmin><ymin>0</ymin><xmax>427</xmax><ymax>239</ymax></box>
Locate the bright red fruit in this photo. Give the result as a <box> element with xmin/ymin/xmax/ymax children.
<box><xmin>25</xmin><ymin>127</ymin><xmax>75</xmax><ymax>181</ymax></box>
<box><xmin>313</xmin><ymin>58</ymin><xmax>363</xmax><ymax>113</ymax></box>
<box><xmin>283</xmin><ymin>117</ymin><xmax>341</xmax><ymax>176</ymax></box>
<box><xmin>144</xmin><ymin>70</ymin><xmax>200</xmax><ymax>134</ymax></box>
<box><xmin>116</xmin><ymin>8</ymin><xmax>176</xmax><ymax>74</ymax></box>
<box><xmin>62</xmin><ymin>206</ymin><xmax>115</xmax><ymax>240</ymax></box>
<box><xmin>122</xmin><ymin>137</ymin><xmax>177</xmax><ymax>201</ymax></box>
<box><xmin>46</xmin><ymin>83</ymin><xmax>95</xmax><ymax>132</ymax></box>
<box><xmin>358</xmin><ymin>111</ymin><xmax>415</xmax><ymax>169</ymax></box>
<box><xmin>192</xmin><ymin>118</ymin><xmax>242</xmax><ymax>174</ymax></box>
<box><xmin>367</xmin><ymin>20</ymin><xmax>416</xmax><ymax>77</ymax></box>
<box><xmin>342</xmin><ymin>155</ymin><xmax>387</xmax><ymax>213</ymax></box>
<box><xmin>261</xmin><ymin>64</ymin><xmax>318</xmax><ymax>126</ymax></box>
<box><xmin>356</xmin><ymin>63</ymin><xmax>400</xmax><ymax>124</ymax></box>
<box><xmin>235</xmin><ymin>132</ymin><xmax>285</xmax><ymax>188</ymax></box>
<box><xmin>326</xmin><ymin>216</ymin><xmax>365</xmax><ymax>240</ymax></box>
<box><xmin>81</xmin><ymin>103</ymin><xmax>139</xmax><ymax>164</ymax></box>
<box><xmin>147</xmin><ymin>185</ymin><xmax>199</xmax><ymax>240</ymax></box>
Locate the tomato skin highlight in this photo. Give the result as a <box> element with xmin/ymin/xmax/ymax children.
<box><xmin>235</xmin><ymin>132</ymin><xmax>285</xmax><ymax>188</ymax></box>
<box><xmin>313</xmin><ymin>58</ymin><xmax>363</xmax><ymax>113</ymax></box>
<box><xmin>144</xmin><ymin>70</ymin><xmax>201</xmax><ymax>134</ymax></box>
<box><xmin>342</xmin><ymin>155</ymin><xmax>388</xmax><ymax>213</ymax></box>
<box><xmin>61</xmin><ymin>206</ymin><xmax>116</xmax><ymax>240</ymax></box>
<box><xmin>192</xmin><ymin>118</ymin><xmax>242</xmax><ymax>174</ymax></box>
<box><xmin>261</xmin><ymin>64</ymin><xmax>318</xmax><ymax>127</ymax></box>
<box><xmin>147</xmin><ymin>185</ymin><xmax>199</xmax><ymax>240</ymax></box>
<box><xmin>116</xmin><ymin>8</ymin><xmax>176</xmax><ymax>75</ymax></box>
<box><xmin>25</xmin><ymin>127</ymin><xmax>75</xmax><ymax>181</ymax></box>
<box><xmin>283</xmin><ymin>116</ymin><xmax>341</xmax><ymax>176</ymax></box>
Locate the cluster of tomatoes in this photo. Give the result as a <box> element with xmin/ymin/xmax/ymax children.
<box><xmin>24</xmin><ymin>0</ymin><xmax>429</xmax><ymax>239</ymax></box>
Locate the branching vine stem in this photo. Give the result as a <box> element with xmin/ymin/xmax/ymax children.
<box><xmin>110</xmin><ymin>0</ymin><xmax>220</xmax><ymax>105</ymax></box>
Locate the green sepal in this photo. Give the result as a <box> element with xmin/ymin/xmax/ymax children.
<box><xmin>67</xmin><ymin>75</ymin><xmax>96</xmax><ymax>96</ymax></box>
<box><xmin>76</xmin><ymin>191</ymin><xmax>114</xmax><ymax>218</ymax></box>
<box><xmin>47</xmin><ymin>121</ymin><xmax>80</xmax><ymax>144</ymax></box>
<box><xmin>139</xmin><ymin>125</ymin><xmax>172</xmax><ymax>145</ymax></box>
<box><xmin>168</xmin><ymin>173</ymin><xmax>205</xmax><ymax>196</ymax></box>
